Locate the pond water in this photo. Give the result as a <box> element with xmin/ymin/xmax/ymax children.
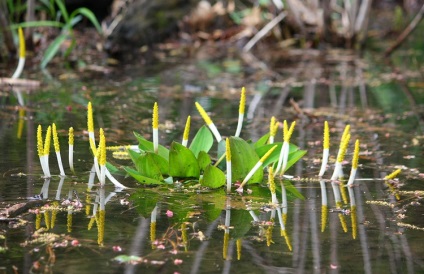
<box><xmin>1</xmin><ymin>45</ymin><xmax>424</xmax><ymax>274</ymax></box>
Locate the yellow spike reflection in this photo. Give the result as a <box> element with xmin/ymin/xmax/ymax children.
<box><xmin>236</xmin><ymin>238</ymin><xmax>242</xmax><ymax>260</ymax></box>
<box><xmin>266</xmin><ymin>225</ymin><xmax>273</xmax><ymax>247</ymax></box>
<box><xmin>67</xmin><ymin>211</ymin><xmax>73</xmax><ymax>233</ymax></box>
<box><xmin>51</xmin><ymin>201</ymin><xmax>59</xmax><ymax>229</ymax></box>
<box><xmin>223</xmin><ymin>232</ymin><xmax>229</xmax><ymax>259</ymax></box>
<box><xmin>17</xmin><ymin>108</ymin><xmax>25</xmax><ymax>139</ymax></box>
<box><xmin>44</xmin><ymin>211</ymin><xmax>50</xmax><ymax>230</ymax></box>
<box><xmin>150</xmin><ymin>222</ymin><xmax>156</xmax><ymax>249</ymax></box>
<box><xmin>321</xmin><ymin>205</ymin><xmax>327</xmax><ymax>232</ymax></box>
<box><xmin>281</xmin><ymin>230</ymin><xmax>292</xmax><ymax>251</ymax></box>
<box><xmin>88</xmin><ymin>217</ymin><xmax>95</xmax><ymax>230</ymax></box>
<box><xmin>36</xmin><ymin>213</ymin><xmax>41</xmax><ymax>230</ymax></box>
<box><xmin>97</xmin><ymin>210</ymin><xmax>105</xmax><ymax>245</ymax></box>
<box><xmin>181</xmin><ymin>223</ymin><xmax>188</xmax><ymax>251</ymax></box>
<box><xmin>339</xmin><ymin>182</ymin><xmax>348</xmax><ymax>204</ymax></box>
<box><xmin>351</xmin><ymin>206</ymin><xmax>357</xmax><ymax>239</ymax></box>
<box><xmin>338</xmin><ymin>213</ymin><xmax>348</xmax><ymax>233</ymax></box>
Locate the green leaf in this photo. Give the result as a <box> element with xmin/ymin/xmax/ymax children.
<box><xmin>12</xmin><ymin>21</ymin><xmax>65</xmax><ymax>29</ymax></box>
<box><xmin>197</xmin><ymin>150</ymin><xmax>211</xmax><ymax>171</ymax></box>
<box><xmin>127</xmin><ymin>150</ymin><xmax>165</xmax><ymax>181</ymax></box>
<box><xmin>169</xmin><ymin>142</ymin><xmax>200</xmax><ymax>178</ymax></box>
<box><xmin>230</xmin><ymin>137</ymin><xmax>263</xmax><ymax>184</ymax></box>
<box><xmin>55</xmin><ymin>0</ymin><xmax>69</xmax><ymax>23</ymax></box>
<box><xmin>124</xmin><ymin>167</ymin><xmax>163</xmax><ymax>185</ymax></box>
<box><xmin>231</xmin><ymin>209</ymin><xmax>253</xmax><ymax>238</ymax></box>
<box><xmin>41</xmin><ymin>33</ymin><xmax>68</xmax><ymax>68</ymax></box>
<box><xmin>281</xmin><ymin>180</ymin><xmax>305</xmax><ymax>200</ymax></box>
<box><xmin>70</xmin><ymin>7</ymin><xmax>103</xmax><ymax>33</ymax></box>
<box><xmin>253</xmin><ymin>133</ymin><xmax>270</xmax><ymax>148</ymax></box>
<box><xmin>130</xmin><ymin>189</ymin><xmax>161</xmax><ymax>216</ymax></box>
<box><xmin>133</xmin><ymin>132</ymin><xmax>169</xmax><ymax>161</ymax></box>
<box><xmin>285</xmin><ymin>149</ymin><xmax>307</xmax><ymax>172</ymax></box>
<box><xmin>189</xmin><ymin>125</ymin><xmax>213</xmax><ymax>157</ymax></box>
<box><xmin>201</xmin><ymin>164</ymin><xmax>226</xmax><ymax>188</ymax></box>
<box><xmin>199</xmin><ymin>190</ymin><xmax>227</xmax><ymax>222</ymax></box>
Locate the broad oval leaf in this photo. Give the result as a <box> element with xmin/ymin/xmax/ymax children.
<box><xmin>230</xmin><ymin>137</ymin><xmax>263</xmax><ymax>184</ymax></box>
<box><xmin>169</xmin><ymin>142</ymin><xmax>200</xmax><ymax>178</ymax></box>
<box><xmin>201</xmin><ymin>164</ymin><xmax>226</xmax><ymax>188</ymax></box>
<box><xmin>127</xmin><ymin>150</ymin><xmax>164</xmax><ymax>181</ymax></box>
<box><xmin>189</xmin><ymin>125</ymin><xmax>213</xmax><ymax>157</ymax></box>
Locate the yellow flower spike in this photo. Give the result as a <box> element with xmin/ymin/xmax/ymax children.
<box><xmin>11</xmin><ymin>27</ymin><xmax>26</xmax><ymax>79</ymax></box>
<box><xmin>236</xmin><ymin>238</ymin><xmax>242</xmax><ymax>260</ymax></box>
<box><xmin>352</xmin><ymin>139</ymin><xmax>360</xmax><ymax>169</ymax></box>
<box><xmin>99</xmin><ymin>129</ymin><xmax>106</xmax><ymax>186</ymax></box>
<box><xmin>69</xmin><ymin>127</ymin><xmax>75</xmax><ymax>173</ymax></box>
<box><xmin>238</xmin><ymin>145</ymin><xmax>278</xmax><ymax>190</ymax></box>
<box><xmin>182</xmin><ymin>116</ymin><xmax>191</xmax><ymax>147</ymax></box>
<box><xmin>283</xmin><ymin>213</ymin><xmax>287</xmax><ymax>226</ymax></box>
<box><xmin>281</xmin><ymin>229</ymin><xmax>292</xmax><ymax>251</ymax></box>
<box><xmin>52</xmin><ymin>123</ymin><xmax>60</xmax><ymax>152</ymax></box>
<box><xmin>37</xmin><ymin>125</ymin><xmax>44</xmax><ymax>157</ymax></box>
<box><xmin>43</xmin><ymin>126</ymin><xmax>52</xmax><ymax>156</ymax></box>
<box><xmin>99</xmin><ymin>129</ymin><xmax>106</xmax><ymax>166</ymax></box>
<box><xmin>152</xmin><ymin>102</ymin><xmax>159</xmax><ymax>153</ymax></box>
<box><xmin>351</xmin><ymin>205</ymin><xmax>357</xmax><ymax>239</ymax></box>
<box><xmin>223</xmin><ymin>232</ymin><xmax>230</xmax><ymax>259</ymax></box>
<box><xmin>235</xmin><ymin>87</ymin><xmax>246</xmax><ymax>137</ymax></box>
<box><xmin>347</xmin><ymin>139</ymin><xmax>360</xmax><ymax>187</ymax></box>
<box><xmin>18</xmin><ymin>27</ymin><xmax>25</xmax><ymax>59</ymax></box>
<box><xmin>341</xmin><ymin>124</ymin><xmax>351</xmax><ymax>143</ymax></box>
<box><xmin>152</xmin><ymin>102</ymin><xmax>159</xmax><ymax>129</ymax></box>
<box><xmin>269</xmin><ymin>116</ymin><xmax>277</xmax><ymax>144</ymax></box>
<box><xmin>385</xmin><ymin>169</ymin><xmax>401</xmax><ymax>180</ymax></box>
<box><xmin>284</xmin><ymin>121</ymin><xmax>296</xmax><ymax>143</ymax></box>
<box><xmin>239</xmin><ymin>87</ymin><xmax>246</xmax><ymax>115</ymax></box>
<box><xmin>226</xmin><ymin>138</ymin><xmax>232</xmax><ymax>193</ymax></box>
<box><xmin>268</xmin><ymin>166</ymin><xmax>278</xmax><ymax>204</ymax></box>
<box><xmin>324</xmin><ymin>121</ymin><xmax>330</xmax><ymax>149</ymax></box>
<box><xmin>195</xmin><ymin>102</ymin><xmax>222</xmax><ymax>142</ymax></box>
<box><xmin>41</xmin><ymin>126</ymin><xmax>52</xmax><ymax>177</ymax></box>
<box><xmin>321</xmin><ymin>205</ymin><xmax>328</xmax><ymax>232</ymax></box>
<box><xmin>337</xmin><ymin>133</ymin><xmax>350</xmax><ymax>163</ymax></box>
<box><xmin>97</xmin><ymin>210</ymin><xmax>105</xmax><ymax>245</ymax></box>
<box><xmin>87</xmin><ymin>102</ymin><xmax>94</xmax><ymax>134</ymax></box>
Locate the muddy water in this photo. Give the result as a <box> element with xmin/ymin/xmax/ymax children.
<box><xmin>1</xmin><ymin>48</ymin><xmax>424</xmax><ymax>273</ymax></box>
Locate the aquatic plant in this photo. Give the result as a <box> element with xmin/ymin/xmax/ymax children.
<box><xmin>11</xmin><ymin>0</ymin><xmax>102</xmax><ymax>68</ymax></box>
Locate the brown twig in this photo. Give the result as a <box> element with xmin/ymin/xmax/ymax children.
<box><xmin>384</xmin><ymin>3</ymin><xmax>424</xmax><ymax>57</ymax></box>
